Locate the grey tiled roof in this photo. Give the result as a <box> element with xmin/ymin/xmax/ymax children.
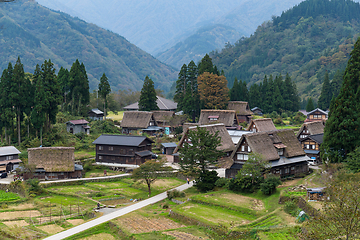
<box><xmin>92</xmin><ymin>134</ymin><xmax>154</xmax><ymax>146</ymax></box>
<box><xmin>0</xmin><ymin>146</ymin><xmax>21</xmax><ymax>157</ymax></box>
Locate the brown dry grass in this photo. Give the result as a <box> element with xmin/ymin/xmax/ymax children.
<box><xmin>277</xmin><ymin>209</ymin><xmax>299</xmax><ymax>226</ymax></box>
<box><xmin>38</xmin><ymin>224</ymin><xmax>64</xmax><ymax>234</ymax></box>
<box><xmin>163</xmin><ymin>230</ymin><xmax>201</xmax><ymax>240</ymax></box>
<box><xmin>67</xmin><ymin>219</ymin><xmax>85</xmax><ymax>226</ymax></box>
<box><xmin>2</xmin><ymin>220</ymin><xmax>29</xmax><ymax>227</ymax></box>
<box><xmin>214</xmin><ymin>193</ymin><xmax>265</xmax><ymax>210</ymax></box>
<box><xmin>115</xmin><ymin>215</ymin><xmax>185</xmax><ymax>234</ymax></box>
<box><xmin>8</xmin><ymin>203</ymin><xmax>35</xmax><ymax>210</ymax></box>
<box><xmin>0</xmin><ymin>210</ymin><xmax>42</xmax><ymax>220</ymax></box>
<box><xmin>80</xmin><ymin>233</ymin><xmax>116</xmax><ymax>240</ymax></box>
<box><xmin>308</xmin><ymin>201</ymin><xmax>323</xmax><ymax>211</ymax></box>
<box><xmin>278</xmin><ymin>178</ymin><xmax>302</xmax><ymax>188</ymax></box>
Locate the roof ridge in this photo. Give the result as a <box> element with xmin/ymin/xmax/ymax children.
<box><xmin>156</xmin><ymin>96</ymin><xmax>168</xmax><ymax>110</ymax></box>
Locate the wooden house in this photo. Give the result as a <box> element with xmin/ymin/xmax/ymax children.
<box><xmin>26</xmin><ymin>147</ymin><xmax>82</xmax><ymax>180</ymax></box>
<box><xmin>66</xmin><ymin>120</ymin><xmax>90</xmax><ymax>135</ymax></box>
<box><xmin>299</xmin><ymin>133</ymin><xmax>323</xmax><ymax>164</ymax></box>
<box><xmin>251</xmin><ymin>107</ymin><xmax>263</xmax><ymax>116</ymax></box>
<box><xmin>173</xmin><ymin>123</ymin><xmax>235</xmax><ymax>163</ymax></box>
<box><xmin>161</xmin><ymin>142</ymin><xmax>178</xmax><ymax>155</ymax></box>
<box><xmin>228</xmin><ymin>101</ymin><xmax>253</xmax><ymax>123</ymax></box>
<box><xmin>88</xmin><ymin>108</ymin><xmax>104</xmax><ymax>120</ymax></box>
<box><xmin>120</xmin><ymin>111</ymin><xmax>157</xmax><ymax>134</ymax></box>
<box><xmin>152</xmin><ymin>111</ymin><xmax>174</xmax><ymax>134</ymax></box>
<box><xmin>0</xmin><ymin>146</ymin><xmax>22</xmax><ymax>173</ymax></box>
<box><xmin>296</xmin><ymin>121</ymin><xmax>325</xmax><ymax>141</ymax></box>
<box><xmin>123</xmin><ymin>96</ymin><xmax>177</xmax><ymax>111</ymax></box>
<box><xmin>226</xmin><ymin>129</ymin><xmax>309</xmax><ymax>178</ymax></box>
<box><xmin>305</xmin><ymin>108</ymin><xmax>328</xmax><ymax>122</ymax></box>
<box><xmin>198</xmin><ymin>110</ymin><xmax>239</xmax><ymax>129</ymax></box>
<box><xmin>246</xmin><ymin>118</ymin><xmax>276</xmax><ymax>133</ymax></box>
<box><xmin>93</xmin><ymin>134</ymin><xmax>154</xmax><ymax>167</ymax></box>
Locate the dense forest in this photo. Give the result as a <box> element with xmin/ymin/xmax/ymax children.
<box><xmin>0</xmin><ymin>0</ymin><xmax>177</xmax><ymax>92</ymax></box>
<box><xmin>211</xmin><ymin>0</ymin><xmax>360</xmax><ymax>99</ymax></box>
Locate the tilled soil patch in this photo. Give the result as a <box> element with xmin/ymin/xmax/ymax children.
<box><xmin>163</xmin><ymin>230</ymin><xmax>201</xmax><ymax>240</ymax></box>
<box><xmin>2</xmin><ymin>220</ymin><xmax>29</xmax><ymax>227</ymax></box>
<box><xmin>116</xmin><ymin>215</ymin><xmax>185</xmax><ymax>233</ymax></box>
<box><xmin>79</xmin><ymin>233</ymin><xmax>116</xmax><ymax>240</ymax></box>
<box><xmin>37</xmin><ymin>224</ymin><xmax>64</xmax><ymax>234</ymax></box>
<box><xmin>0</xmin><ymin>210</ymin><xmax>42</xmax><ymax>220</ymax></box>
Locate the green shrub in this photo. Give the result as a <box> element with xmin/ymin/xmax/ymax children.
<box><xmin>195</xmin><ymin>170</ymin><xmax>219</xmax><ymax>192</ymax></box>
<box><xmin>26</xmin><ymin>179</ymin><xmax>43</xmax><ymax>195</ymax></box>
<box><xmin>167</xmin><ymin>189</ymin><xmax>185</xmax><ymax>200</ymax></box>
<box><xmin>229</xmin><ymin>175</ymin><xmax>256</xmax><ymax>193</ymax></box>
<box><xmin>260</xmin><ymin>175</ymin><xmax>282</xmax><ymax>195</ymax></box>
<box><xmin>215</xmin><ymin>178</ymin><xmax>230</xmax><ymax>188</ymax></box>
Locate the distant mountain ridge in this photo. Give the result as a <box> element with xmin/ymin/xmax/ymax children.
<box><xmin>0</xmin><ymin>0</ymin><xmax>177</xmax><ymax>92</ymax></box>
<box><xmin>211</xmin><ymin>0</ymin><xmax>360</xmax><ymax>99</ymax></box>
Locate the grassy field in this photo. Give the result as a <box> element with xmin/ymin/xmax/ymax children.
<box><xmin>106</xmin><ymin>111</ymin><xmax>124</xmax><ymax>121</ymax></box>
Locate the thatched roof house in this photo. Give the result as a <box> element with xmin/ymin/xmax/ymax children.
<box><xmin>123</xmin><ymin>96</ymin><xmax>177</xmax><ymax>111</ymax></box>
<box><xmin>297</xmin><ymin>121</ymin><xmax>325</xmax><ymax>140</ymax></box>
<box><xmin>246</xmin><ymin>118</ymin><xmax>277</xmax><ymax>133</ymax></box>
<box><xmin>26</xmin><ymin>147</ymin><xmax>82</xmax><ymax>180</ymax></box>
<box><xmin>198</xmin><ymin>110</ymin><xmax>239</xmax><ymax>129</ymax></box>
<box><xmin>174</xmin><ymin>123</ymin><xmax>235</xmax><ymax>154</ymax></box>
<box><xmin>228</xmin><ymin>101</ymin><xmax>253</xmax><ymax>123</ymax></box>
<box><xmin>120</xmin><ymin>111</ymin><xmax>156</xmax><ymax>134</ymax></box>
<box><xmin>226</xmin><ymin>129</ymin><xmax>309</xmax><ymax>178</ymax></box>
<box><xmin>152</xmin><ymin>111</ymin><xmax>174</xmax><ymax>127</ymax></box>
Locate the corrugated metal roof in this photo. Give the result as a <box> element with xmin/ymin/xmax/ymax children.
<box><xmin>67</xmin><ymin>120</ymin><xmax>89</xmax><ymax>125</ymax></box>
<box><xmin>123</xmin><ymin>96</ymin><xmax>177</xmax><ymax>110</ymax></box>
<box><xmin>92</xmin><ymin>134</ymin><xmax>154</xmax><ymax>146</ymax></box>
<box><xmin>0</xmin><ymin>146</ymin><xmax>21</xmax><ymax>156</ymax></box>
<box><xmin>161</xmin><ymin>142</ymin><xmax>178</xmax><ymax>148</ymax></box>
<box><xmin>135</xmin><ymin>150</ymin><xmax>152</xmax><ymax>157</ymax></box>
<box><xmin>90</xmin><ymin>108</ymin><xmax>104</xmax><ymax>115</ymax></box>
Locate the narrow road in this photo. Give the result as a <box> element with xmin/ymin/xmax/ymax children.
<box><xmin>43</xmin><ymin>181</ymin><xmax>194</xmax><ymax>240</ymax></box>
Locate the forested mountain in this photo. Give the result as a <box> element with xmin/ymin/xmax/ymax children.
<box><xmin>211</xmin><ymin>0</ymin><xmax>360</xmax><ymax>99</ymax></box>
<box><xmin>0</xmin><ymin>0</ymin><xmax>177</xmax><ymax>92</ymax></box>
<box><xmin>35</xmin><ymin>0</ymin><xmax>306</xmax><ymax>57</ymax></box>
<box><xmin>156</xmin><ymin>24</ymin><xmax>241</xmax><ymax>69</ymax></box>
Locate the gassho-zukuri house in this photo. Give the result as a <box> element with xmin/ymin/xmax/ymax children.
<box><xmin>225</xmin><ymin>129</ymin><xmax>310</xmax><ymax>178</ymax></box>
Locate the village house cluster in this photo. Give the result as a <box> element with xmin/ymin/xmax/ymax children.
<box><xmin>0</xmin><ymin>98</ymin><xmax>326</xmax><ymax>181</ymax></box>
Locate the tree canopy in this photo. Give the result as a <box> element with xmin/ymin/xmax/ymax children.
<box><xmin>139</xmin><ymin>76</ymin><xmax>159</xmax><ymax>111</ymax></box>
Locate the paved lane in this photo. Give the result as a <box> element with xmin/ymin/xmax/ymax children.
<box><xmin>43</xmin><ymin>181</ymin><xmax>193</xmax><ymax>240</ymax></box>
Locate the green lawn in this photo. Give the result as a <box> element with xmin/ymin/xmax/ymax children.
<box><xmin>106</xmin><ymin>111</ymin><xmax>124</xmax><ymax>121</ymax></box>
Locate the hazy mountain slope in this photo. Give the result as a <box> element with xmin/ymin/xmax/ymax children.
<box><xmin>0</xmin><ymin>0</ymin><xmax>177</xmax><ymax>92</ymax></box>
<box><xmin>211</xmin><ymin>0</ymin><xmax>360</xmax><ymax>99</ymax></box>
<box><xmin>156</xmin><ymin>24</ymin><xmax>242</xmax><ymax>69</ymax></box>
<box><xmin>35</xmin><ymin>0</ymin><xmax>307</xmax><ymax>57</ymax></box>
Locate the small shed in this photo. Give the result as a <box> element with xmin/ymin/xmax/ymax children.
<box><xmin>161</xmin><ymin>142</ymin><xmax>178</xmax><ymax>155</ymax></box>
<box><xmin>66</xmin><ymin>120</ymin><xmax>90</xmax><ymax>135</ymax></box>
<box><xmin>88</xmin><ymin>108</ymin><xmax>104</xmax><ymax>120</ymax></box>
<box><xmin>307</xmin><ymin>187</ymin><xmax>326</xmax><ymax>201</ymax></box>
<box><xmin>251</xmin><ymin>107</ymin><xmax>263</xmax><ymax>116</ymax></box>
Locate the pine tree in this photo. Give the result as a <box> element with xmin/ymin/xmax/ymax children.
<box><xmin>58</xmin><ymin>67</ymin><xmax>70</xmax><ymax>108</ymax></box>
<box><xmin>230</xmin><ymin>78</ymin><xmax>239</xmax><ymax>101</ymax></box>
<box><xmin>306</xmin><ymin>97</ymin><xmax>315</xmax><ymax>112</ymax></box>
<box><xmin>185</xmin><ymin>61</ymin><xmax>200</xmax><ymax>121</ymax></box>
<box><xmin>98</xmin><ymin>73</ymin><xmax>111</xmax><ymax>119</ymax></box>
<box><xmin>249</xmin><ymin>83</ymin><xmax>262</xmax><ymax>108</ymax></box>
<box><xmin>322</xmin><ymin>37</ymin><xmax>360</xmax><ymax>162</ymax></box>
<box><xmin>318</xmin><ymin>71</ymin><xmax>331</xmax><ymax>110</ymax></box>
<box><xmin>198</xmin><ymin>54</ymin><xmax>215</xmax><ymax>75</ymax></box>
<box><xmin>31</xmin><ymin>73</ymin><xmax>47</xmax><ymax>144</ymax></box>
<box><xmin>330</xmin><ymin>70</ymin><xmax>344</xmax><ymax>99</ymax></box>
<box><xmin>139</xmin><ymin>76</ymin><xmax>159</xmax><ymax>111</ymax></box>
<box><xmin>174</xmin><ymin>64</ymin><xmax>188</xmax><ymax>111</ymax></box>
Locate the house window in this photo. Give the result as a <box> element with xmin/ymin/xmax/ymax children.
<box><xmin>6</xmin><ymin>156</ymin><xmax>13</xmax><ymax>160</ymax></box>
<box><xmin>99</xmin><ymin>146</ymin><xmax>103</xmax><ymax>150</ymax></box>
<box><xmin>285</xmin><ymin>168</ymin><xmax>289</xmax><ymax>174</ymax></box>
<box><xmin>248</xmin><ymin>146</ymin><xmax>251</xmax><ymax>152</ymax></box>
<box><xmin>306</xmin><ymin>144</ymin><xmax>310</xmax><ymax>149</ymax></box>
<box><xmin>291</xmin><ymin>167</ymin><xmax>295</xmax><ymax>170</ymax></box>
<box><xmin>312</xmin><ymin>145</ymin><xmax>316</xmax><ymax>149</ymax></box>
<box><xmin>237</xmin><ymin>153</ymin><xmax>248</xmax><ymax>160</ymax></box>
<box><xmin>99</xmin><ymin>156</ymin><xmax>102</xmax><ymax>160</ymax></box>
<box><xmin>278</xmin><ymin>148</ymin><xmax>284</xmax><ymax>156</ymax></box>
<box><xmin>241</xmin><ymin>145</ymin><xmax>245</xmax><ymax>152</ymax></box>
<box><xmin>109</xmin><ymin>146</ymin><xmax>114</xmax><ymax>151</ymax></box>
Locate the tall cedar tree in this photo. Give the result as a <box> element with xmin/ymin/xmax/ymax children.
<box><xmin>318</xmin><ymin>71</ymin><xmax>331</xmax><ymax>110</ymax></box>
<box><xmin>0</xmin><ymin>63</ymin><xmax>15</xmax><ymax>144</ymax></box>
<box><xmin>139</xmin><ymin>76</ymin><xmax>159</xmax><ymax>111</ymax></box>
<box><xmin>306</xmin><ymin>97</ymin><xmax>315</xmax><ymax>112</ymax></box>
<box><xmin>31</xmin><ymin>73</ymin><xmax>47</xmax><ymax>144</ymax></box>
<box><xmin>179</xmin><ymin>127</ymin><xmax>223</xmax><ymax>175</ymax></box>
<box><xmin>198</xmin><ymin>54</ymin><xmax>217</xmax><ymax>75</ymax></box>
<box><xmin>198</xmin><ymin>72</ymin><xmax>229</xmax><ymax>109</ymax></box>
<box><xmin>249</xmin><ymin>83</ymin><xmax>262</xmax><ymax>108</ymax></box>
<box><xmin>184</xmin><ymin>61</ymin><xmax>200</xmax><ymax>121</ymax></box>
<box><xmin>174</xmin><ymin>64</ymin><xmax>187</xmax><ymax>111</ymax></box>
<box><xmin>230</xmin><ymin>78</ymin><xmax>249</xmax><ymax>101</ymax></box>
<box><xmin>12</xmin><ymin>57</ymin><xmax>32</xmax><ymax>145</ymax></box>
<box><xmin>98</xmin><ymin>73</ymin><xmax>111</xmax><ymax>119</ymax></box>
<box><xmin>40</xmin><ymin>60</ymin><xmax>61</xmax><ymax>130</ymax></box>
<box><xmin>69</xmin><ymin>59</ymin><xmax>90</xmax><ymax>116</ymax></box>
<box><xmin>322</xmin><ymin>37</ymin><xmax>360</xmax><ymax>162</ymax></box>
<box><xmin>57</xmin><ymin>67</ymin><xmax>70</xmax><ymax>108</ymax></box>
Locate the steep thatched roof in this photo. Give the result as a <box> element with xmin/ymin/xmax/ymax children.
<box><xmin>296</xmin><ymin>121</ymin><xmax>325</xmax><ymax>138</ymax></box>
<box><xmin>120</xmin><ymin>111</ymin><xmax>153</xmax><ymax>128</ymax></box>
<box><xmin>174</xmin><ymin>123</ymin><xmax>234</xmax><ymax>153</ymax></box>
<box><xmin>246</xmin><ymin>118</ymin><xmax>276</xmax><ymax>132</ymax></box>
<box><xmin>123</xmin><ymin>96</ymin><xmax>177</xmax><ymax>111</ymax></box>
<box><xmin>28</xmin><ymin>147</ymin><xmax>75</xmax><ymax>172</ymax></box>
<box><xmin>198</xmin><ymin>110</ymin><xmax>238</xmax><ymax>126</ymax></box>
<box><xmin>228</xmin><ymin>101</ymin><xmax>253</xmax><ymax>115</ymax></box>
<box><xmin>152</xmin><ymin>111</ymin><xmax>174</xmax><ymax>125</ymax></box>
<box><xmin>182</xmin><ymin>123</ymin><xmax>199</xmax><ymax>134</ymax></box>
<box><xmin>231</xmin><ymin>129</ymin><xmax>305</xmax><ymax>162</ymax></box>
